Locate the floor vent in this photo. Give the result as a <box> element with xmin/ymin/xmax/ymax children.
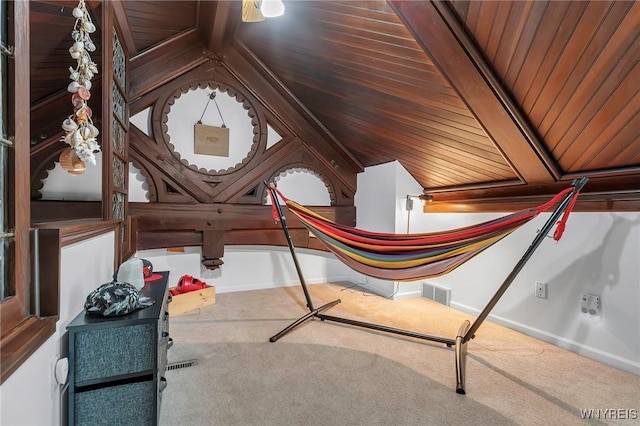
<box><xmin>422</xmin><ymin>282</ymin><xmax>451</xmax><ymax>306</ymax></box>
<box><xmin>167</xmin><ymin>359</ymin><xmax>198</xmax><ymax>370</ymax></box>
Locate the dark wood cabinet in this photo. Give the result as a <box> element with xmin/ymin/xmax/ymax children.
<box><xmin>67</xmin><ymin>272</ymin><xmax>171</xmax><ymax>426</ymax></box>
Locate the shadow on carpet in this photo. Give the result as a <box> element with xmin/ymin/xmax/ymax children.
<box><xmin>160</xmin><ymin>342</ymin><xmax>514</xmax><ymax>426</ymax></box>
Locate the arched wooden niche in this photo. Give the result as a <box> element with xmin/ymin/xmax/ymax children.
<box><xmin>265</xmin><ymin>166</ymin><xmax>336</xmax><ymax>206</ymax></box>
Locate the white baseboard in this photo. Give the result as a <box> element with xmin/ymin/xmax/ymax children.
<box><xmin>344</xmin><ymin>285</ymin><xmax>422</xmax><ymax>300</ymax></box>
<box><xmin>392</xmin><ymin>289</ymin><xmax>423</xmax><ymax>300</ymax></box>
<box><xmin>451</xmin><ymin>302</ymin><xmax>640</xmax><ymax>376</ymax></box>
<box><xmin>215</xmin><ymin>274</ymin><xmax>351</xmax><ymax>294</ymax></box>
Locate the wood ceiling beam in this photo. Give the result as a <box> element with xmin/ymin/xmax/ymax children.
<box><xmin>390</xmin><ymin>0</ymin><xmax>558</xmax><ymax>185</ymax></box>
<box><xmin>198</xmin><ymin>0</ymin><xmax>233</xmax><ymax>55</ymax></box>
<box><xmin>223</xmin><ymin>44</ymin><xmax>363</xmax><ymax>193</ymax></box>
<box><xmin>425</xmin><ymin>174</ymin><xmax>640</xmax><ymax>211</ymax></box>
<box><xmin>129</xmin><ymin>30</ymin><xmax>210</xmax><ymax>101</ymax></box>
<box><xmin>128</xmin><ymin>126</ymin><xmax>216</xmax><ymax>202</ymax></box>
<box><xmin>111</xmin><ymin>0</ymin><xmax>137</xmax><ymax>55</ymax></box>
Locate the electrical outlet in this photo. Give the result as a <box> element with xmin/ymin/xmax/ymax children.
<box><xmin>581</xmin><ymin>294</ymin><xmax>601</xmax><ymax>317</ymax></box>
<box><xmin>535</xmin><ymin>281</ymin><xmax>547</xmax><ymax>299</ymax></box>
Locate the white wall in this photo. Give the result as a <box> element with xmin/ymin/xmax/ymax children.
<box><xmin>129</xmin><ymin>163</ymin><xmax>150</xmax><ymax>202</ymax></box>
<box><xmin>40</xmin><ymin>152</ymin><xmax>102</xmax><ymax>201</ymax></box>
<box><xmin>166</xmin><ymin>88</ymin><xmax>255</xmax><ymax>172</ymax></box>
<box><xmin>394</xmin><ymin>162</ymin><xmax>424</xmax><ymax>234</ymax></box>
<box><xmin>350</xmin><ymin>161</ymin><xmax>423</xmax><ymax>299</ymax></box>
<box><xmin>354</xmin><ymin>161</ymin><xmax>398</xmax><ymax>233</ymax></box>
<box><xmin>265</xmin><ymin>169</ymin><xmax>331</xmax><ymax>206</ymax></box>
<box><xmin>361</xmin><ymin>162</ymin><xmax>640</xmax><ymax>375</ymax></box>
<box><xmin>1</xmin><ymin>232</ymin><xmax>116</xmax><ymax>426</ymax></box>
<box><xmin>137</xmin><ymin>245</ymin><xmax>352</xmax><ymax>294</ymax></box>
<box><xmin>419</xmin><ymin>211</ymin><xmax>640</xmax><ymax>375</ymax></box>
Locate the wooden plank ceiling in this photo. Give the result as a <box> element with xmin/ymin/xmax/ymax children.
<box><xmin>29</xmin><ymin>0</ymin><xmax>640</xmax><ymax>207</ymax></box>
<box><xmin>237</xmin><ymin>1</ymin><xmax>519</xmax><ymax>190</ymax></box>
<box><xmin>454</xmin><ymin>1</ymin><xmax>640</xmax><ymax>175</ymax></box>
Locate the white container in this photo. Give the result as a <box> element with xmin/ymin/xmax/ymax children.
<box><xmin>116</xmin><ymin>257</ymin><xmax>145</xmax><ymax>290</ymax></box>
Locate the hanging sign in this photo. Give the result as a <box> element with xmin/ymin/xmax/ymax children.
<box><xmin>194</xmin><ymin>123</ymin><xmax>230</xmax><ymax>157</ymax></box>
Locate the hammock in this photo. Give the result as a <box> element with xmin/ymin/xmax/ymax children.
<box><xmin>268</xmin><ymin>185</ymin><xmax>579</xmax><ymax>281</ymax></box>
<box><xmin>264</xmin><ymin>178</ymin><xmax>587</xmax><ymax>395</ymax></box>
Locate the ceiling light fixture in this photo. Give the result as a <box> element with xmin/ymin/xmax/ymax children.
<box><xmin>242</xmin><ymin>0</ymin><xmax>284</xmax><ymax>22</ymax></box>
<box><xmin>261</xmin><ymin>0</ymin><xmax>285</xmax><ymax>18</ymax></box>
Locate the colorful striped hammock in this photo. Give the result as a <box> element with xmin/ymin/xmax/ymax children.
<box><xmin>268</xmin><ymin>186</ymin><xmax>580</xmax><ymax>282</ymax></box>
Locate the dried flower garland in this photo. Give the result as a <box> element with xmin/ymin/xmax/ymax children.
<box><xmin>60</xmin><ymin>0</ymin><xmax>100</xmax><ymax>173</ymax></box>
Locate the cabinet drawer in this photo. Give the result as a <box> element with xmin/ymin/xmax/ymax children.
<box><xmin>74</xmin><ymin>380</ymin><xmax>155</xmax><ymax>426</ymax></box>
<box><xmin>74</xmin><ymin>323</ymin><xmax>155</xmax><ymax>383</ymax></box>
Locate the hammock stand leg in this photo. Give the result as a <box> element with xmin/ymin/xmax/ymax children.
<box><xmin>267</xmin><ymin>189</ymin><xmax>343</xmax><ymax>343</ymax></box>
<box><xmin>452</xmin><ymin>177</ymin><xmax>588</xmax><ymax>394</ymax></box>
<box><xmin>266</xmin><ymin>186</ymin><xmax>456</xmax><ymax>343</ymax></box>
<box><xmin>463</xmin><ymin>177</ymin><xmax>588</xmax><ymax>345</ymax></box>
<box><xmin>455</xmin><ymin>320</ymin><xmax>471</xmax><ymax>394</ymax></box>
<box><xmin>269</xmin><ymin>299</ymin><xmax>341</xmax><ymax>343</ymax></box>
<box><xmin>266</xmin><ymin>188</ymin><xmax>456</xmax><ymax>346</ymax></box>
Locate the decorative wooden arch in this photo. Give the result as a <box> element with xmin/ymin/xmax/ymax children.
<box><xmin>266</xmin><ymin>165</ymin><xmax>337</xmax><ymax>206</ymax></box>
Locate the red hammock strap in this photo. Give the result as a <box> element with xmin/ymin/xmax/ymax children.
<box><xmin>533</xmin><ymin>187</ymin><xmax>574</xmax><ymax>213</ymax></box>
<box><xmin>553</xmin><ymin>190</ymin><xmax>579</xmax><ymax>241</ymax></box>
<box><xmin>267</xmin><ymin>184</ymin><xmax>289</xmax><ymax>222</ymax></box>
<box><xmin>531</xmin><ymin>186</ymin><xmax>580</xmax><ymax>242</ymax></box>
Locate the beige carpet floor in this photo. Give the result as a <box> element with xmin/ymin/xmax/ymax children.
<box><xmin>160</xmin><ymin>283</ymin><xmax>639</xmax><ymax>426</ymax></box>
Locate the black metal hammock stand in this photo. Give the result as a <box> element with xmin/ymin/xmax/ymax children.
<box><xmin>265</xmin><ymin>177</ymin><xmax>588</xmax><ymax>394</ymax></box>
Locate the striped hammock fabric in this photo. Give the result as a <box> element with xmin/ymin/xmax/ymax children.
<box><xmin>268</xmin><ymin>186</ymin><xmax>580</xmax><ymax>282</ymax></box>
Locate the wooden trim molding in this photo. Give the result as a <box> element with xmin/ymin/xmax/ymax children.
<box><xmin>131</xmin><ymin>202</ymin><xmax>355</xmax><ymax>254</ymax></box>
<box><xmin>0</xmin><ymin>219</ymin><xmax>122</xmax><ymax>384</ymax></box>
<box><xmin>425</xmin><ymin>193</ymin><xmax>640</xmax><ymax>213</ymax></box>
<box><xmin>0</xmin><ymin>0</ymin><xmax>33</xmax><ymax>385</ymax></box>
<box><xmin>0</xmin><ymin>316</ymin><xmax>56</xmax><ymax>384</ymax></box>
<box><xmin>424</xmin><ymin>175</ymin><xmax>640</xmax><ymax>212</ymax></box>
<box><xmin>33</xmin><ymin>219</ymin><xmax>121</xmax><ymax>248</ymax></box>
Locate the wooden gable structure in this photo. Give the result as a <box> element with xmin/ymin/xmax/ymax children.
<box><xmin>27</xmin><ymin>0</ymin><xmax>640</xmax><ymax>263</ymax></box>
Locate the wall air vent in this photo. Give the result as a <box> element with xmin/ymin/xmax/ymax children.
<box><xmin>166</xmin><ymin>359</ymin><xmax>198</xmax><ymax>371</ymax></box>
<box><xmin>422</xmin><ymin>282</ymin><xmax>451</xmax><ymax>306</ymax></box>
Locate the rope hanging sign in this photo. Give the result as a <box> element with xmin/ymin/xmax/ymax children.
<box><xmin>194</xmin><ymin>91</ymin><xmax>230</xmax><ymax>157</ymax></box>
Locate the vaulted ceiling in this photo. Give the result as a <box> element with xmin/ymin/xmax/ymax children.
<box><xmin>29</xmin><ymin>1</ymin><xmax>640</xmax><ymax>210</ymax></box>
